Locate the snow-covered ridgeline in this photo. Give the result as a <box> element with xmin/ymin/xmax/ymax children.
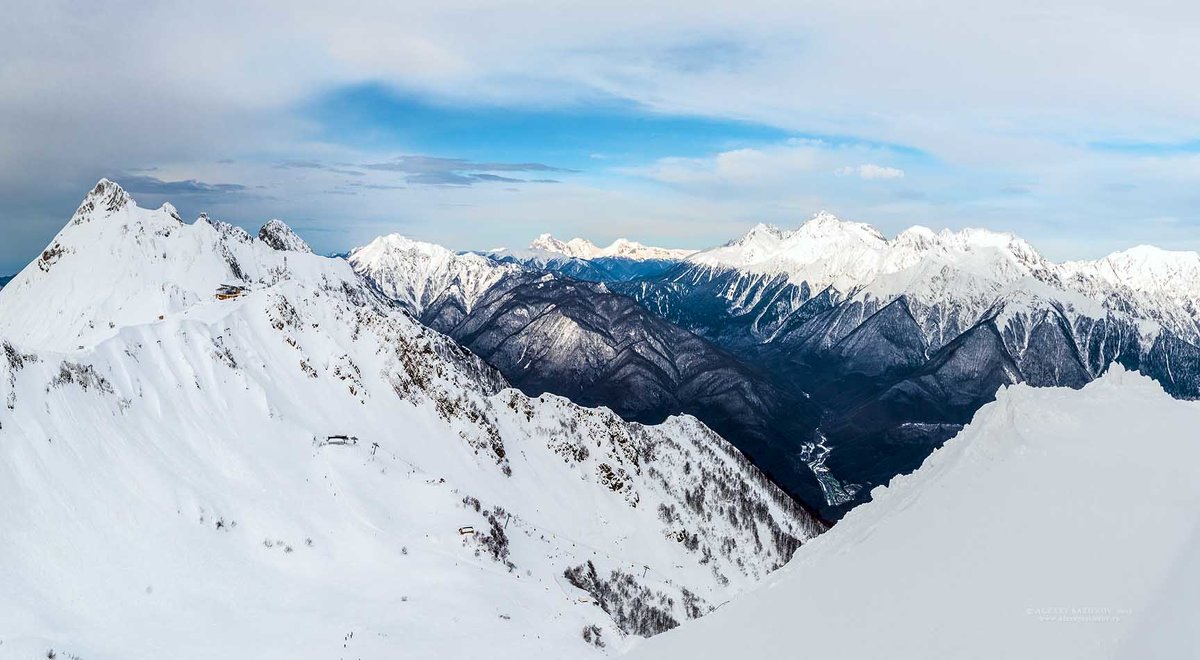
<box><xmin>0</xmin><ymin>180</ymin><xmax>379</xmax><ymax>353</ymax></box>
<box><xmin>523</xmin><ymin>234</ymin><xmax>697</xmax><ymax>261</ymax></box>
<box><xmin>347</xmin><ymin>211</ymin><xmax>1200</xmax><ymax>362</ymax></box>
<box><xmin>474</xmin><ymin>235</ymin><xmax>697</xmax><ymax>284</ymax></box>
<box><xmin>349</xmin><ymin>233</ymin><xmax>522</xmax><ymax>317</ymax></box>
<box><xmin>683</xmin><ymin>211</ymin><xmax>1200</xmax><ymax>348</ymax></box>
<box><xmin>0</xmin><ymin>181</ymin><xmax>823</xmax><ymax>659</ymax></box>
<box><xmin>629</xmin><ymin>365</ymin><xmax>1200</xmax><ymax>659</ymax></box>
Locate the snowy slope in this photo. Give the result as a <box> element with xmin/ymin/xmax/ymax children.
<box><xmin>0</xmin><ymin>182</ymin><xmax>823</xmax><ymax>660</ymax></box>
<box><xmin>628</xmin><ymin>365</ymin><xmax>1200</xmax><ymax>660</ymax></box>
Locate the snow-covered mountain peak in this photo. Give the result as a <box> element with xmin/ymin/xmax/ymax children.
<box><xmin>257</xmin><ymin>218</ymin><xmax>313</xmax><ymax>254</ymax></box>
<box><xmin>603</xmin><ymin>237</ymin><xmax>693</xmax><ymax>259</ymax></box>
<box><xmin>794</xmin><ymin>210</ymin><xmax>887</xmax><ymax>244</ymax></box>
<box><xmin>885</xmin><ymin>224</ymin><xmax>1039</xmax><ymax>264</ymax></box>
<box><xmin>158</xmin><ymin>202</ymin><xmax>183</xmax><ymax>223</ymax></box>
<box><xmin>349</xmin><ymin>233</ymin><xmax>519</xmax><ymax>317</ymax></box>
<box><xmin>1113</xmin><ymin>243</ymin><xmax>1198</xmax><ymax>261</ymax></box>
<box><xmin>691</xmin><ymin>212</ymin><xmax>891</xmax><ymax>291</ymax></box>
<box><xmin>1061</xmin><ymin>244</ymin><xmax>1200</xmax><ymax>321</ymax></box>
<box><xmin>357</xmin><ymin>233</ymin><xmax>456</xmax><ymax>259</ymax></box>
<box><xmin>0</xmin><ymin>184</ymin><xmax>370</xmax><ymax>352</ymax></box>
<box><xmin>1085</xmin><ymin>244</ymin><xmax>1200</xmax><ymax>285</ymax></box>
<box><xmin>70</xmin><ymin>178</ymin><xmax>135</xmax><ymax>225</ymax></box>
<box><xmin>894</xmin><ymin>225</ymin><xmax>937</xmax><ymax>245</ymax></box>
<box><xmin>917</xmin><ymin>228</ymin><xmax>1050</xmax><ymax>274</ymax></box>
<box><xmin>952</xmin><ymin>226</ymin><xmax>1018</xmax><ymax>247</ymax></box>
<box><xmin>692</xmin><ymin>212</ymin><xmax>1067</xmax><ymax>295</ymax></box>
<box><xmin>529</xmin><ymin>232</ymin><xmax>584</xmax><ymax>255</ymax></box>
<box><xmin>728</xmin><ymin>222</ymin><xmax>788</xmax><ymax>247</ymax></box>
<box><xmin>526</xmin><ymin>233</ymin><xmax>696</xmax><ymax>261</ymax></box>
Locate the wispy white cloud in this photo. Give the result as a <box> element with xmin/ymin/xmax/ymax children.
<box><xmin>628</xmin><ymin>139</ymin><xmax>909</xmax><ymax>191</ymax></box>
<box><xmin>631</xmin><ymin>144</ymin><xmax>820</xmax><ymax>189</ymax></box>
<box><xmin>362</xmin><ymin>155</ymin><xmax>575</xmax><ymax>186</ymax></box>
<box><xmin>835</xmin><ymin>164</ymin><xmax>905</xmax><ymax>180</ymax></box>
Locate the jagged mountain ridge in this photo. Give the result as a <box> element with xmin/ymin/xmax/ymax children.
<box><xmin>484</xmin><ymin>234</ymin><xmax>697</xmax><ymax>283</ymax></box>
<box><xmin>0</xmin><ymin>181</ymin><xmax>824</xmax><ymax>659</ymax></box>
<box><xmin>349</xmin><ymin>233</ymin><xmax>524</xmax><ymax>325</ymax></box>
<box><xmin>488</xmin><ymin>252</ymin><xmax>684</xmax><ymax>283</ymax></box>
<box><xmin>685</xmin><ymin>212</ymin><xmax>1200</xmax><ymax>341</ymax></box>
<box><xmin>525</xmin><ymin>234</ymin><xmax>697</xmax><ymax>261</ymax></box>
<box><xmin>350</xmin><ymin>238</ymin><xmax>830</xmax><ymax>515</ymax></box>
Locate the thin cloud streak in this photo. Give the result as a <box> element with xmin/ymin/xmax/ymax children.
<box><xmin>362</xmin><ymin>155</ymin><xmax>574</xmax><ymax>186</ymax></box>
<box><xmin>117</xmin><ymin>175</ymin><xmax>249</xmax><ymax>196</ymax></box>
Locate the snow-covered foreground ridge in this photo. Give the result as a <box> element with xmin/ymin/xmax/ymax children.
<box><xmin>0</xmin><ymin>181</ymin><xmax>823</xmax><ymax>659</ymax></box>
<box><xmin>629</xmin><ymin>365</ymin><xmax>1200</xmax><ymax>660</ymax></box>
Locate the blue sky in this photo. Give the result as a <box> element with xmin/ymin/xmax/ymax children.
<box><xmin>304</xmin><ymin>84</ymin><xmax>796</xmax><ymax>169</ymax></box>
<box><xmin>3</xmin><ymin>1</ymin><xmax>1200</xmax><ymax>273</ymax></box>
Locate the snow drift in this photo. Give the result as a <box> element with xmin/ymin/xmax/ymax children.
<box><xmin>628</xmin><ymin>364</ymin><xmax>1200</xmax><ymax>659</ymax></box>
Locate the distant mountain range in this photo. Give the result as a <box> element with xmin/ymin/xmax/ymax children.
<box><xmin>352</xmin><ymin>213</ymin><xmax>1200</xmax><ymax>520</ymax></box>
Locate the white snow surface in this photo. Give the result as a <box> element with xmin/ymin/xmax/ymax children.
<box><xmin>629</xmin><ymin>364</ymin><xmax>1200</xmax><ymax>660</ymax></box>
<box><xmin>0</xmin><ymin>181</ymin><xmax>822</xmax><ymax>660</ymax></box>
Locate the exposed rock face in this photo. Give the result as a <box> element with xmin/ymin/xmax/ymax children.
<box><xmin>257</xmin><ymin>218</ymin><xmax>313</xmax><ymax>253</ymax></box>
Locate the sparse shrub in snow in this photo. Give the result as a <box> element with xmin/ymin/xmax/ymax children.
<box><xmin>476</xmin><ymin>507</ymin><xmax>513</xmax><ymax>568</ymax></box>
<box><xmin>563</xmin><ymin>561</ymin><xmax>700</xmax><ymax>638</ymax></box>
<box><xmin>48</xmin><ymin>361</ymin><xmax>113</xmax><ymax>394</ymax></box>
<box><xmin>657</xmin><ymin>503</ymin><xmax>676</xmax><ymax>524</ymax></box>
<box><xmin>581</xmin><ymin>624</ymin><xmax>605</xmax><ymax>648</ymax></box>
